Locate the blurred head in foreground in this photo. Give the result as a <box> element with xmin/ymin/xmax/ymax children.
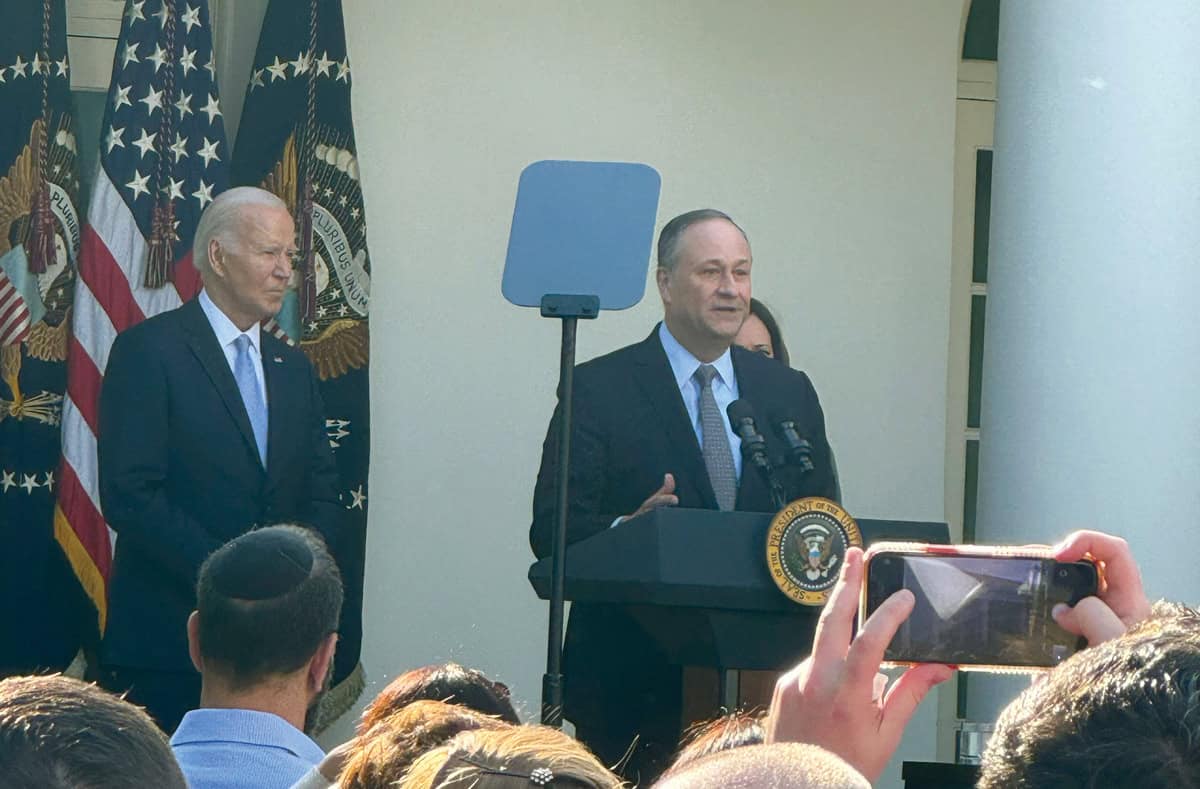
<box><xmin>0</xmin><ymin>674</ymin><xmax>187</xmax><ymax>789</ymax></box>
<box><xmin>979</xmin><ymin>602</ymin><xmax>1200</xmax><ymax>788</ymax></box>
<box><xmin>653</xmin><ymin>742</ymin><xmax>869</xmax><ymax>789</ymax></box>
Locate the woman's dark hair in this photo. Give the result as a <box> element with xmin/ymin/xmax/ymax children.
<box><xmin>747</xmin><ymin>298</ymin><xmax>789</xmax><ymax>367</ymax></box>
<box><xmin>359</xmin><ymin>663</ymin><xmax>520</xmax><ymax>733</ymax></box>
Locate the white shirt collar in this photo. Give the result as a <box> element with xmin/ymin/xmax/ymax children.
<box><xmin>658</xmin><ymin>322</ymin><xmax>735</xmax><ymax>391</ymax></box>
<box><xmin>199</xmin><ymin>289</ymin><xmax>262</xmax><ymax>351</ymax></box>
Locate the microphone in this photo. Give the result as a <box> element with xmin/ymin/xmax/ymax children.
<box><xmin>726</xmin><ymin>399</ymin><xmax>787</xmax><ymax>509</ymax></box>
<box><xmin>775</xmin><ymin>418</ymin><xmax>815</xmax><ymax>474</ymax></box>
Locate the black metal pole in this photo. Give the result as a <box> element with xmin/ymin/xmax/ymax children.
<box><xmin>541</xmin><ymin>314</ymin><xmax>577</xmax><ymax>726</ymax></box>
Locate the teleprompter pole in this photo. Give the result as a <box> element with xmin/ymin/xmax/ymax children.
<box><xmin>540</xmin><ymin>294</ymin><xmax>599</xmax><ymax>727</ymax></box>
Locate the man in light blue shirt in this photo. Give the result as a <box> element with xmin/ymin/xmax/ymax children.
<box><xmin>171</xmin><ymin>524</ymin><xmax>341</xmax><ymax>789</ymax></box>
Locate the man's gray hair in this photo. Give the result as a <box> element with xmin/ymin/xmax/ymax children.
<box><xmin>656</xmin><ymin>208</ymin><xmax>750</xmax><ymax>271</ymax></box>
<box><xmin>192</xmin><ymin>186</ymin><xmax>289</xmax><ymax>274</ymax></box>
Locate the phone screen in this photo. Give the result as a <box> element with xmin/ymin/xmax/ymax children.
<box><xmin>864</xmin><ymin>552</ymin><xmax>1098</xmax><ymax>668</ymax></box>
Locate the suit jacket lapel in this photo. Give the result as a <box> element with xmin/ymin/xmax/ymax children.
<box><xmin>731</xmin><ymin>347</ymin><xmax>769</xmax><ymax>507</ymax></box>
<box><xmin>630</xmin><ymin>326</ymin><xmax>718</xmax><ymax>510</ymax></box>
<box><xmin>260</xmin><ymin>332</ymin><xmax>293</xmax><ymax>480</ymax></box>
<box><xmin>179</xmin><ymin>298</ymin><xmax>265</xmax><ymax>473</ymax></box>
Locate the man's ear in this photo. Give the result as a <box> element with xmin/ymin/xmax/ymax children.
<box><xmin>187</xmin><ymin>611</ymin><xmax>204</xmax><ymax>673</ymax></box>
<box><xmin>208</xmin><ymin>238</ymin><xmax>225</xmax><ymax>276</ymax></box>
<box><xmin>307</xmin><ymin>633</ymin><xmax>338</xmax><ymax>696</ymax></box>
<box><xmin>655</xmin><ymin>266</ymin><xmax>671</xmax><ymax>304</ymax></box>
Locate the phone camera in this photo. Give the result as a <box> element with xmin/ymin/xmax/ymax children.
<box><xmin>1057</xmin><ymin>568</ymin><xmax>1069</xmax><ymax>579</ymax></box>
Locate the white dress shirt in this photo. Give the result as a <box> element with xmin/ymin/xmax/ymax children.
<box><xmin>198</xmin><ymin>289</ymin><xmax>268</xmax><ymax>413</ymax></box>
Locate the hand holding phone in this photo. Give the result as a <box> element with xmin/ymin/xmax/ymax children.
<box><xmin>766</xmin><ymin>548</ymin><xmax>953</xmax><ymax>783</ymax></box>
<box><xmin>1051</xmin><ymin>530</ymin><xmax>1152</xmax><ymax>646</ymax></box>
<box><xmin>862</xmin><ymin>543</ymin><xmax>1100</xmax><ymax>671</ymax></box>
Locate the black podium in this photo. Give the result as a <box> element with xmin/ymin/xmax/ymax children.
<box><xmin>528</xmin><ymin>508</ymin><xmax>949</xmax><ymax>671</ymax></box>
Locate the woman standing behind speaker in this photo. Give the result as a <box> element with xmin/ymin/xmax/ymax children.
<box><xmin>735</xmin><ymin>299</ymin><xmax>839</xmax><ymax>503</ymax></box>
<box><xmin>731</xmin><ymin>298</ymin><xmax>843</xmax><ymax>713</ymax></box>
<box><xmin>735</xmin><ymin>298</ymin><xmax>790</xmax><ymax>366</ymax></box>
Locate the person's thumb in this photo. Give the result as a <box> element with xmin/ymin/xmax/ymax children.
<box><xmin>1052</xmin><ymin>597</ymin><xmax>1126</xmax><ymax>646</ymax></box>
<box><xmin>881</xmin><ymin>663</ymin><xmax>953</xmax><ymax>741</ymax></box>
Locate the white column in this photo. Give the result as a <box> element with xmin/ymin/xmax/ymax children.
<box><xmin>967</xmin><ymin>0</ymin><xmax>1200</xmax><ymax>721</ymax></box>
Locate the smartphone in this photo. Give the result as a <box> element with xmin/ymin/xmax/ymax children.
<box><xmin>861</xmin><ymin>542</ymin><xmax>1100</xmax><ymax>671</ymax></box>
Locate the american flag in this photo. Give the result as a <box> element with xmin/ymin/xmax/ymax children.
<box><xmin>0</xmin><ymin>269</ymin><xmax>32</xmax><ymax>346</ymax></box>
<box><xmin>55</xmin><ymin>0</ymin><xmax>229</xmax><ymax>631</ymax></box>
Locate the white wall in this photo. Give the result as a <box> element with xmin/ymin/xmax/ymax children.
<box><xmin>321</xmin><ymin>2</ymin><xmax>963</xmax><ymax>785</ymax></box>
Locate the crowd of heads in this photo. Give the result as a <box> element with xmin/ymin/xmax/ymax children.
<box><xmin>4</xmin><ymin>526</ymin><xmax>1198</xmax><ymax>788</ymax></box>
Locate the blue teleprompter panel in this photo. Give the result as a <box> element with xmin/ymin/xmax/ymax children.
<box><xmin>503</xmin><ymin>160</ymin><xmax>662</xmax><ymax>311</ymax></box>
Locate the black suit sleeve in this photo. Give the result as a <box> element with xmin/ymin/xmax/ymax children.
<box><xmin>98</xmin><ymin>328</ymin><xmax>222</xmax><ymax>593</ymax></box>
<box><xmin>795</xmin><ymin>370</ymin><xmax>839</xmax><ymax>501</ymax></box>
<box><xmin>530</xmin><ymin>379</ymin><xmax>620</xmax><ymax>560</ymax></box>
<box><xmin>303</xmin><ymin>363</ymin><xmax>343</xmax><ymax>549</ymax></box>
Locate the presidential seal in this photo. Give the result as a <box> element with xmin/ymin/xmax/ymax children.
<box><xmin>766</xmin><ymin>497</ymin><xmax>863</xmax><ymax>606</ymax></box>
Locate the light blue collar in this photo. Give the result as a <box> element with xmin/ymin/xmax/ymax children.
<box><xmin>658</xmin><ymin>322</ymin><xmax>735</xmax><ymax>392</ymax></box>
<box><xmin>199</xmin><ymin>288</ymin><xmax>262</xmax><ymax>352</ymax></box>
<box><xmin>171</xmin><ymin>708</ymin><xmax>324</xmax><ymax>764</ymax></box>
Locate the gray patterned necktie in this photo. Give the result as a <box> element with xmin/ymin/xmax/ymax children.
<box><xmin>694</xmin><ymin>364</ymin><xmax>736</xmax><ymax>511</ymax></box>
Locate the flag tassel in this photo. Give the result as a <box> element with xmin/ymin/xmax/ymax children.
<box><xmin>297</xmin><ymin>179</ymin><xmax>316</xmax><ymax>324</ymax></box>
<box><xmin>144</xmin><ymin>201</ymin><xmax>176</xmax><ymax>288</ymax></box>
<box><xmin>27</xmin><ymin>181</ymin><xmax>54</xmax><ymax>274</ymax></box>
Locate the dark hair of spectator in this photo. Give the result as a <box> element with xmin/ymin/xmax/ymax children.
<box><xmin>665</xmin><ymin>710</ymin><xmax>765</xmax><ymax>775</ymax></box>
<box><xmin>979</xmin><ymin>602</ymin><xmax>1200</xmax><ymax>788</ymax></box>
<box><xmin>338</xmin><ymin>700</ymin><xmax>510</xmax><ymax>789</ymax></box>
<box><xmin>359</xmin><ymin>662</ymin><xmax>520</xmax><ymax>733</ymax></box>
<box><xmin>657</xmin><ymin>209</ymin><xmax>749</xmax><ymax>272</ymax></box>
<box><xmin>0</xmin><ymin>674</ymin><xmax>187</xmax><ymax>789</ymax></box>
<box><xmin>196</xmin><ymin>524</ymin><xmax>343</xmax><ymax>689</ymax></box>
<box><xmin>746</xmin><ymin>298</ymin><xmax>790</xmax><ymax>367</ymax></box>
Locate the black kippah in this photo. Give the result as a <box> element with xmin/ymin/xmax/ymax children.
<box><xmin>207</xmin><ymin>528</ymin><xmax>313</xmax><ymax>600</ymax></box>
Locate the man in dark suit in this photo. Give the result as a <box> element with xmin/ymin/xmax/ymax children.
<box><xmin>98</xmin><ymin>186</ymin><xmax>341</xmax><ymax>732</ymax></box>
<box><xmin>530</xmin><ymin>209</ymin><xmax>838</xmax><ymax>781</ymax></box>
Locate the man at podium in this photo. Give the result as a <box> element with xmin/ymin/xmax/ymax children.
<box><xmin>530</xmin><ymin>209</ymin><xmax>838</xmax><ymax>780</ymax></box>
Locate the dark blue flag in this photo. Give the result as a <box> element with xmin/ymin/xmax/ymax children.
<box><xmin>0</xmin><ymin>0</ymin><xmax>89</xmax><ymax>674</ymax></box>
<box><xmin>232</xmin><ymin>0</ymin><xmax>370</xmax><ymax>727</ymax></box>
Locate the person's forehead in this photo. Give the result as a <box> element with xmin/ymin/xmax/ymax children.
<box><xmin>236</xmin><ymin>204</ymin><xmax>294</xmax><ymax>240</ymax></box>
<box><xmin>678</xmin><ymin>218</ymin><xmax>751</xmax><ymax>264</ymax></box>
<box><xmin>740</xmin><ymin>314</ymin><xmax>769</xmax><ymax>335</ymax></box>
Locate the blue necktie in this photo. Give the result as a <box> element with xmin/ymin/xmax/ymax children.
<box><xmin>233</xmin><ymin>334</ymin><xmax>268</xmax><ymax>467</ymax></box>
